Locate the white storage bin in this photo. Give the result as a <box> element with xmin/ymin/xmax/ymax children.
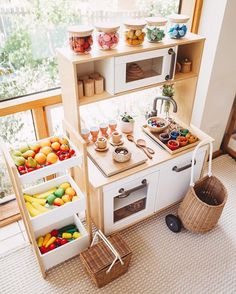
<box><xmin>9</xmin><ymin>136</ymin><xmax>82</xmax><ymax>185</ymax></box>
<box><xmin>34</xmin><ymin>214</ymin><xmax>89</xmax><ymax>271</ymax></box>
<box><xmin>23</xmin><ymin>175</ymin><xmax>86</xmax><ymax>231</ymax></box>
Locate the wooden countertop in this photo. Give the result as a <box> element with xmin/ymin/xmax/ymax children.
<box><xmin>88</xmin><ymin>117</ymin><xmax>213</xmax><ymax>189</ymax></box>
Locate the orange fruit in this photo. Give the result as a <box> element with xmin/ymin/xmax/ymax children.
<box><xmin>59</xmin><ymin>138</ymin><xmax>69</xmax><ymax>145</ymax></box>
<box><xmin>40</xmin><ymin>140</ymin><xmax>51</xmax><ymax>147</ymax></box>
<box><xmin>51</xmin><ymin>142</ymin><xmax>61</xmax><ymax>151</ymax></box>
<box><xmin>46</xmin><ymin>153</ymin><xmax>58</xmax><ymax>164</ymax></box>
<box><xmin>60</xmin><ymin>144</ymin><xmax>69</xmax><ymax>151</ymax></box>
<box><xmin>50</xmin><ymin>136</ymin><xmax>60</xmax><ymax>143</ymax></box>
<box><xmin>65</xmin><ymin>187</ymin><xmax>76</xmax><ymax>197</ymax></box>
<box><xmin>40</xmin><ymin>146</ymin><xmax>52</xmax><ymax>155</ymax></box>
<box><xmin>62</xmin><ymin>195</ymin><xmax>71</xmax><ymax>203</ymax></box>
<box><xmin>35</xmin><ymin>153</ymin><xmax>47</xmax><ymax>165</ymax></box>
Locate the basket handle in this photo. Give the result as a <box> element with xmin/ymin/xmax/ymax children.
<box><xmin>91</xmin><ymin>230</ymin><xmax>124</xmax><ymax>273</ymax></box>
<box><xmin>190</xmin><ymin>139</ymin><xmax>213</xmax><ymax>187</ymax></box>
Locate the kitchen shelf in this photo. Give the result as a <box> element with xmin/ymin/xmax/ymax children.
<box><xmin>23</xmin><ymin>175</ymin><xmax>86</xmax><ymax>231</ymax></box>
<box><xmin>8</xmin><ymin>136</ymin><xmax>82</xmax><ymax>185</ymax></box>
<box><xmin>79</xmin><ymin>91</ymin><xmax>112</xmax><ymax>106</ymax></box>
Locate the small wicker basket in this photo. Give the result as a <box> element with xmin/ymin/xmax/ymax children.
<box><xmin>178</xmin><ymin>140</ymin><xmax>228</xmax><ymax>233</ymax></box>
<box><xmin>80</xmin><ymin>230</ymin><xmax>132</xmax><ymax>288</ymax></box>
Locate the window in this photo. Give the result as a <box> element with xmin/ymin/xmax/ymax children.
<box><xmin>0</xmin><ymin>0</ymin><xmax>179</xmax><ymax>101</ymax></box>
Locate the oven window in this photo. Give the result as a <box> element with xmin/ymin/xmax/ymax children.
<box><xmin>126</xmin><ymin>57</ymin><xmax>163</xmax><ymax>83</ymax></box>
<box><xmin>113</xmin><ymin>179</ymin><xmax>148</xmax><ymax>222</ymax></box>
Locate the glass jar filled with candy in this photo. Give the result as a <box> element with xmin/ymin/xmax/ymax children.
<box><xmin>95</xmin><ymin>23</ymin><xmax>120</xmax><ymax>50</ymax></box>
<box><xmin>168</xmin><ymin>14</ymin><xmax>190</xmax><ymax>39</ymax></box>
<box><xmin>145</xmin><ymin>17</ymin><xmax>167</xmax><ymax>42</ymax></box>
<box><xmin>68</xmin><ymin>26</ymin><xmax>93</xmax><ymax>54</ymax></box>
<box><xmin>124</xmin><ymin>20</ymin><xmax>146</xmax><ymax>46</ymax></box>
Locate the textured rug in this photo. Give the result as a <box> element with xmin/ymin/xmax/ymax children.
<box><xmin>1</xmin><ymin>155</ymin><xmax>236</xmax><ymax>294</ymax></box>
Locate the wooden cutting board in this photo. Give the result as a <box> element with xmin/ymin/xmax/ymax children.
<box><xmin>87</xmin><ymin>136</ymin><xmax>148</xmax><ymax>177</ymax></box>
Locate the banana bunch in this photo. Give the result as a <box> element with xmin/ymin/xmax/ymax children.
<box><xmin>24</xmin><ymin>188</ymin><xmax>56</xmax><ymax>217</ymax></box>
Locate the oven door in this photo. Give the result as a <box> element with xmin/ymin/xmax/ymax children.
<box><xmin>114</xmin><ymin>47</ymin><xmax>176</xmax><ymax>94</ymax></box>
<box><xmin>103</xmin><ymin>171</ymin><xmax>159</xmax><ymax>234</ymax></box>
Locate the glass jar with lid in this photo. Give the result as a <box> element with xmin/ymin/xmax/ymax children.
<box><xmin>68</xmin><ymin>25</ymin><xmax>94</xmax><ymax>54</ymax></box>
<box><xmin>145</xmin><ymin>17</ymin><xmax>167</xmax><ymax>42</ymax></box>
<box><xmin>168</xmin><ymin>14</ymin><xmax>190</xmax><ymax>39</ymax></box>
<box><xmin>95</xmin><ymin>23</ymin><xmax>120</xmax><ymax>50</ymax></box>
<box><xmin>124</xmin><ymin>20</ymin><xmax>146</xmax><ymax>46</ymax></box>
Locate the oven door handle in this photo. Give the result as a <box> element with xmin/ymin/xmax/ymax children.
<box><xmin>165</xmin><ymin>48</ymin><xmax>176</xmax><ymax>80</ymax></box>
<box><xmin>116</xmin><ymin>179</ymin><xmax>148</xmax><ymax>198</ymax></box>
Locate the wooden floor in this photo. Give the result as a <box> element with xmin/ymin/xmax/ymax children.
<box><xmin>0</xmin><ymin>200</ymin><xmax>20</xmax><ymax>228</ymax></box>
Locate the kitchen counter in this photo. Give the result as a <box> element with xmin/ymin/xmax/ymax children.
<box><xmin>88</xmin><ymin>118</ymin><xmax>213</xmax><ymax>190</ymax></box>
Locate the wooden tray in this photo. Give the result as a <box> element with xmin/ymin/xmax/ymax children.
<box><xmin>142</xmin><ymin>123</ymin><xmax>199</xmax><ymax>155</ymax></box>
<box><xmin>87</xmin><ymin>136</ymin><xmax>147</xmax><ymax>177</ymax></box>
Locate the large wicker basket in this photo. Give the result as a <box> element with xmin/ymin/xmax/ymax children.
<box><xmin>178</xmin><ymin>140</ymin><xmax>228</xmax><ymax>233</ymax></box>
<box><xmin>80</xmin><ymin>230</ymin><xmax>132</xmax><ymax>288</ymax></box>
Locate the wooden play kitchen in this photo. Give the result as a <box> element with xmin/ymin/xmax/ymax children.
<box><xmin>2</xmin><ymin>24</ymin><xmax>216</xmax><ymax>281</ymax></box>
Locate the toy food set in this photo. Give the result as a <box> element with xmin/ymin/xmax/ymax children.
<box><xmin>145</xmin><ymin>17</ymin><xmax>167</xmax><ymax>42</ymax></box>
<box><xmin>123</xmin><ymin>20</ymin><xmax>146</xmax><ymax>46</ymax></box>
<box><xmin>24</xmin><ymin>182</ymin><xmax>78</xmax><ymax>218</ymax></box>
<box><xmin>143</xmin><ymin>118</ymin><xmax>199</xmax><ymax>154</ymax></box>
<box><xmin>10</xmin><ymin>136</ymin><xmax>76</xmax><ymax>176</ymax></box>
<box><xmin>78</xmin><ymin>72</ymin><xmax>104</xmax><ymax>97</ymax></box>
<box><xmin>37</xmin><ymin>224</ymin><xmax>81</xmax><ymax>255</ymax></box>
<box><xmin>95</xmin><ymin>23</ymin><xmax>120</xmax><ymax>50</ymax></box>
<box><xmin>168</xmin><ymin>14</ymin><xmax>190</xmax><ymax>39</ymax></box>
<box><xmin>68</xmin><ymin>25</ymin><xmax>93</xmax><ymax>54</ymax></box>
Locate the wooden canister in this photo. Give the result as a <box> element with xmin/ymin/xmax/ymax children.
<box><xmin>94</xmin><ymin>76</ymin><xmax>104</xmax><ymax>94</ymax></box>
<box><xmin>79</xmin><ymin>75</ymin><xmax>89</xmax><ymax>81</ymax></box>
<box><xmin>84</xmin><ymin>79</ymin><xmax>95</xmax><ymax>97</ymax></box>
<box><xmin>180</xmin><ymin>58</ymin><xmax>192</xmax><ymax>73</ymax></box>
<box><xmin>78</xmin><ymin>80</ymin><xmax>84</xmax><ymax>98</ymax></box>
<box><xmin>89</xmin><ymin>72</ymin><xmax>100</xmax><ymax>79</ymax></box>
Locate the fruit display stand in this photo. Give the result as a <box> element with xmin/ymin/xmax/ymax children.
<box><xmin>1</xmin><ymin>120</ymin><xmax>92</xmax><ymax>278</ymax></box>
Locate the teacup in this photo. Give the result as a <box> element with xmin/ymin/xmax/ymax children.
<box><xmin>95</xmin><ymin>137</ymin><xmax>107</xmax><ymax>149</ymax></box>
<box><xmin>112</xmin><ymin>131</ymin><xmax>122</xmax><ymax>144</ymax></box>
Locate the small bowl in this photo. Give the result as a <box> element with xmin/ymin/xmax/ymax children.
<box><xmin>170</xmin><ymin>130</ymin><xmax>180</xmax><ymax>140</ymax></box>
<box><xmin>159</xmin><ymin>132</ymin><xmax>171</xmax><ymax>144</ymax></box>
<box><xmin>186</xmin><ymin>133</ymin><xmax>198</xmax><ymax>144</ymax></box>
<box><xmin>179</xmin><ymin>128</ymin><xmax>189</xmax><ymax>137</ymax></box>
<box><xmin>113</xmin><ymin>147</ymin><xmax>131</xmax><ymax>163</ymax></box>
<box><xmin>146</xmin><ymin>117</ymin><xmax>169</xmax><ymax>133</ymax></box>
<box><xmin>177</xmin><ymin>136</ymin><xmax>188</xmax><ymax>147</ymax></box>
<box><xmin>167</xmin><ymin>140</ymin><xmax>180</xmax><ymax>151</ymax></box>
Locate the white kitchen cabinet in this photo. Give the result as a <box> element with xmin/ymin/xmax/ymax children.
<box><xmin>103</xmin><ymin>170</ymin><xmax>159</xmax><ymax>234</ymax></box>
<box><xmin>155</xmin><ymin>147</ymin><xmax>207</xmax><ymax>212</ymax></box>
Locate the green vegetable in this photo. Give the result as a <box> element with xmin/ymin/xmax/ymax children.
<box><xmin>46</xmin><ymin>194</ymin><xmax>57</xmax><ymax>205</ymax></box>
<box><xmin>54</xmin><ymin>188</ymin><xmax>65</xmax><ymax>198</ymax></box>
<box><xmin>58</xmin><ymin>224</ymin><xmax>76</xmax><ymax>234</ymax></box>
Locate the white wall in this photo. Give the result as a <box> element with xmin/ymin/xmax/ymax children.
<box><xmin>191</xmin><ymin>0</ymin><xmax>236</xmax><ymax>151</ymax></box>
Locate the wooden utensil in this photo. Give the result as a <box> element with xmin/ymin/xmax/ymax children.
<box><xmin>127</xmin><ymin>134</ymin><xmax>153</xmax><ymax>159</ymax></box>
<box><xmin>136</xmin><ymin>139</ymin><xmax>155</xmax><ymax>155</ymax></box>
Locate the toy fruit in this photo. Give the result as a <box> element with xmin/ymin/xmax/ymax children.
<box><xmin>50</xmin><ymin>137</ymin><xmax>60</xmax><ymax>143</ymax></box>
<box><xmin>59</xmin><ymin>182</ymin><xmax>71</xmax><ymax>190</ymax></box>
<box><xmin>48</xmin><ymin>243</ymin><xmax>56</xmax><ymax>251</ymax></box>
<box><xmin>40</xmin><ymin>146</ymin><xmax>52</xmax><ymax>156</ymax></box>
<box><xmin>24</xmin><ymin>194</ymin><xmax>46</xmax><ymax>205</ymax></box>
<box><xmin>25</xmin><ymin>202</ymin><xmax>41</xmax><ymax>217</ymax></box>
<box><xmin>55</xmin><ymin>238</ymin><xmax>62</xmax><ymax>246</ymax></box>
<box><xmin>31</xmin><ymin>202</ymin><xmax>49</xmax><ymax>213</ymax></box>
<box><xmin>34</xmin><ymin>187</ymin><xmax>57</xmax><ymax>199</ymax></box>
<box><xmin>73</xmin><ymin>232</ymin><xmax>81</xmax><ymax>239</ymax></box>
<box><xmin>54</xmin><ymin>187</ymin><xmax>65</xmax><ymax>198</ymax></box>
<box><xmin>40</xmin><ymin>246</ymin><xmax>49</xmax><ymax>254</ymax></box>
<box><xmin>19</xmin><ymin>144</ymin><xmax>29</xmax><ymax>154</ymax></box>
<box><xmin>13</xmin><ymin>156</ymin><xmax>26</xmax><ymax>167</ymax></box>
<box><xmin>34</xmin><ymin>152</ymin><xmax>47</xmax><ymax>165</ymax></box>
<box><xmin>53</xmin><ymin>198</ymin><xmax>64</xmax><ymax>206</ymax></box>
<box><xmin>51</xmin><ymin>142</ymin><xmax>61</xmax><ymax>151</ymax></box>
<box><xmin>11</xmin><ymin>150</ymin><xmax>22</xmax><ymax>157</ymax></box>
<box><xmin>60</xmin><ymin>144</ymin><xmax>69</xmax><ymax>151</ymax></box>
<box><xmin>167</xmin><ymin>140</ymin><xmax>180</xmax><ymax>151</ymax></box>
<box><xmin>29</xmin><ymin>143</ymin><xmax>41</xmax><ymax>153</ymax></box>
<box><xmin>43</xmin><ymin>233</ymin><xmax>51</xmax><ymax>246</ymax></box>
<box><xmin>58</xmin><ymin>224</ymin><xmax>76</xmax><ymax>234</ymax></box>
<box><xmin>59</xmin><ymin>138</ymin><xmax>69</xmax><ymax>145</ymax></box>
<box><xmin>45</xmin><ymin>236</ymin><xmax>56</xmax><ymax>248</ymax></box>
<box><xmin>40</xmin><ymin>140</ymin><xmax>51</xmax><ymax>148</ymax></box>
<box><xmin>25</xmin><ymin>157</ymin><xmax>37</xmax><ymax>168</ymax></box>
<box><xmin>50</xmin><ymin>229</ymin><xmax>59</xmax><ymax>237</ymax></box>
<box><xmin>62</xmin><ymin>232</ymin><xmax>72</xmax><ymax>239</ymax></box>
<box><xmin>46</xmin><ymin>194</ymin><xmax>57</xmax><ymax>205</ymax></box>
<box><xmin>37</xmin><ymin>236</ymin><xmax>44</xmax><ymax>247</ymax></box>
<box><xmin>65</xmin><ymin>187</ymin><xmax>76</xmax><ymax>197</ymax></box>
<box><xmin>22</xmin><ymin>150</ymin><xmax>35</xmax><ymax>159</ymax></box>
<box><xmin>60</xmin><ymin>238</ymin><xmax>68</xmax><ymax>245</ymax></box>
<box><xmin>62</xmin><ymin>194</ymin><xmax>71</xmax><ymax>203</ymax></box>
<box><xmin>46</xmin><ymin>153</ymin><xmax>58</xmax><ymax>164</ymax></box>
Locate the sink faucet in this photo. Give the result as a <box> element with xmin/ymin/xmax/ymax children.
<box><xmin>146</xmin><ymin>95</ymin><xmax>178</xmax><ymax>118</ymax></box>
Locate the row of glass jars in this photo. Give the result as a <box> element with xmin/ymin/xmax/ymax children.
<box><xmin>69</xmin><ymin>14</ymin><xmax>190</xmax><ymax>54</ymax></box>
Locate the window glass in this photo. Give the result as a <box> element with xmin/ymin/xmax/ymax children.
<box><xmin>0</xmin><ymin>0</ymin><xmax>179</xmax><ymax>101</ymax></box>
<box><xmin>0</xmin><ymin>111</ymin><xmax>36</xmax><ymax>199</ymax></box>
